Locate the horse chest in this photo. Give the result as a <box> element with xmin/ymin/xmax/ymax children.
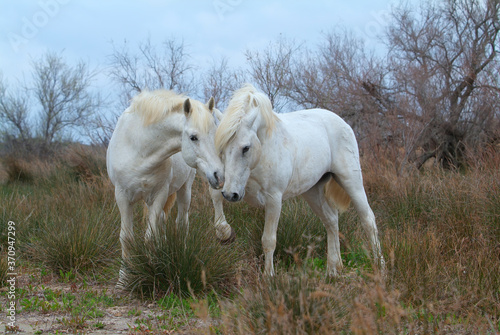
<box><xmin>244</xmin><ymin>179</ymin><xmax>266</xmax><ymax>207</ymax></box>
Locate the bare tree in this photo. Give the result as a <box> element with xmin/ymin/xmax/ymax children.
<box><xmin>245</xmin><ymin>36</ymin><xmax>299</xmax><ymax>112</ymax></box>
<box><xmin>109</xmin><ymin>37</ymin><xmax>195</xmax><ymax>105</ymax></box>
<box><xmin>0</xmin><ymin>73</ymin><xmax>32</xmax><ymax>143</ymax></box>
<box><xmin>383</xmin><ymin>0</ymin><xmax>500</xmax><ymax>169</ymax></box>
<box><xmin>84</xmin><ymin>111</ymin><xmax>117</xmax><ymax>147</ymax></box>
<box><xmin>32</xmin><ymin>52</ymin><xmax>102</xmax><ymax>150</ymax></box>
<box><xmin>287</xmin><ymin>30</ymin><xmax>394</xmax><ymax>156</ymax></box>
<box><xmin>201</xmin><ymin>56</ymin><xmax>243</xmax><ymax>110</ymax></box>
<box><xmin>288</xmin><ymin>30</ymin><xmax>370</xmax><ymax>116</ymax></box>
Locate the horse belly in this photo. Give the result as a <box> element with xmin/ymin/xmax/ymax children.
<box><xmin>283</xmin><ymin>143</ymin><xmax>331</xmax><ymax>200</ymax></box>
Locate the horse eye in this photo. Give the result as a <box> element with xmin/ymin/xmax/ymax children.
<box><xmin>190</xmin><ymin>135</ymin><xmax>198</xmax><ymax>141</ymax></box>
<box><xmin>242</xmin><ymin>146</ymin><xmax>250</xmax><ymax>154</ymax></box>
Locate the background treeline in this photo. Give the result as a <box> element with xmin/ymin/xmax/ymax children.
<box><xmin>1</xmin><ymin>0</ymin><xmax>499</xmax><ymax>170</ymax></box>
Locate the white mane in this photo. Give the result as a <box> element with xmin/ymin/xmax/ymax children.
<box><xmin>130</xmin><ymin>89</ymin><xmax>214</xmax><ymax>133</ymax></box>
<box><xmin>214</xmin><ymin>84</ymin><xmax>279</xmax><ymax>153</ymax></box>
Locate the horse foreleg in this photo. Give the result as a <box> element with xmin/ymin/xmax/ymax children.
<box><xmin>209</xmin><ymin>187</ymin><xmax>234</xmax><ymax>242</ymax></box>
<box><xmin>115</xmin><ymin>189</ymin><xmax>133</xmax><ymax>259</ymax></box>
<box><xmin>115</xmin><ymin>188</ymin><xmax>133</xmax><ymax>285</ymax></box>
<box><xmin>262</xmin><ymin>194</ymin><xmax>282</xmax><ymax>276</ymax></box>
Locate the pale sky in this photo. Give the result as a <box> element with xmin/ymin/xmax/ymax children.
<box><xmin>0</xmin><ymin>1</ymin><xmax>402</xmax><ymax>78</ymax></box>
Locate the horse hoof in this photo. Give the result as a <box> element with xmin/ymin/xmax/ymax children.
<box><xmin>219</xmin><ymin>227</ymin><xmax>236</xmax><ymax>245</ymax></box>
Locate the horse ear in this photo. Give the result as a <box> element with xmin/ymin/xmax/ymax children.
<box><xmin>183</xmin><ymin>98</ymin><xmax>192</xmax><ymax>117</ymax></box>
<box><xmin>251</xmin><ymin>96</ymin><xmax>258</xmax><ymax>107</ymax></box>
<box><xmin>213</xmin><ymin>108</ymin><xmax>224</xmax><ymax>123</ymax></box>
<box><xmin>246</xmin><ymin>95</ymin><xmax>258</xmax><ymax>111</ymax></box>
<box><xmin>207</xmin><ymin>97</ymin><xmax>215</xmax><ymax>112</ymax></box>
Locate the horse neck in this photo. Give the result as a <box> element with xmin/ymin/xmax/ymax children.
<box><xmin>143</xmin><ymin>113</ymin><xmax>185</xmax><ymax>159</ymax></box>
<box><xmin>253</xmin><ymin>109</ymin><xmax>282</xmax><ymax>146</ymax></box>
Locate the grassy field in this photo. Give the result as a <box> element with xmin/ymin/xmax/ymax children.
<box><xmin>0</xmin><ymin>146</ymin><xmax>499</xmax><ymax>334</ymax></box>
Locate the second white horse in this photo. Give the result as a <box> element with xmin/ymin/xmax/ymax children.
<box><xmin>215</xmin><ymin>84</ymin><xmax>385</xmax><ymax>276</ymax></box>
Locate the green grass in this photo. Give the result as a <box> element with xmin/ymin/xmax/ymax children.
<box><xmin>18</xmin><ymin>286</ymin><xmax>118</xmax><ymax>332</ymax></box>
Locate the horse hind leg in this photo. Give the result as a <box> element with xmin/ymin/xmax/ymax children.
<box><xmin>334</xmin><ymin>171</ymin><xmax>385</xmax><ymax>272</ymax></box>
<box><xmin>142</xmin><ymin>192</ymin><xmax>176</xmax><ymax>230</ymax></box>
<box><xmin>145</xmin><ymin>189</ymin><xmax>170</xmax><ymax>240</ymax></box>
<box><xmin>302</xmin><ymin>181</ymin><xmax>342</xmax><ymax>277</ymax></box>
<box><xmin>163</xmin><ymin>192</ymin><xmax>177</xmax><ymax>218</ymax></box>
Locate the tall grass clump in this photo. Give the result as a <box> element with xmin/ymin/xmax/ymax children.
<box><xmin>27</xmin><ymin>194</ymin><xmax>120</xmax><ymax>276</ymax></box>
<box><xmin>64</xmin><ymin>145</ymin><xmax>107</xmax><ymax>182</ymax></box>
<box><xmin>1</xmin><ymin>186</ymin><xmax>43</xmax><ymax>254</ymax></box>
<box><xmin>361</xmin><ymin>154</ymin><xmax>500</xmax><ymax>330</ymax></box>
<box><xmin>222</xmin><ymin>270</ymin><xmax>347</xmax><ymax>334</ymax></box>
<box><xmin>1</xmin><ymin>144</ymin><xmax>107</xmax><ymax>186</ymax></box>
<box><xmin>119</xmin><ymin>210</ymin><xmax>244</xmax><ymax>298</ymax></box>
<box><xmin>21</xmin><ymin>154</ymin><xmax>120</xmax><ymax>276</ymax></box>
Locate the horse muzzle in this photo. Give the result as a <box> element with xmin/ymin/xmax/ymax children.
<box><xmin>209</xmin><ymin>171</ymin><xmax>225</xmax><ymax>189</ymax></box>
<box><xmin>222</xmin><ymin>190</ymin><xmax>244</xmax><ymax>202</ymax></box>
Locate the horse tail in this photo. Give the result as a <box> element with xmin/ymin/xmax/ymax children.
<box><xmin>163</xmin><ymin>192</ymin><xmax>177</xmax><ymax>216</ymax></box>
<box><xmin>324</xmin><ymin>178</ymin><xmax>351</xmax><ymax>213</ymax></box>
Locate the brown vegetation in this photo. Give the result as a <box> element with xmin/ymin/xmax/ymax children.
<box><xmin>1</xmin><ymin>145</ymin><xmax>498</xmax><ymax>333</ymax></box>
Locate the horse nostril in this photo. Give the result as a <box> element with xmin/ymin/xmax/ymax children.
<box><xmin>222</xmin><ymin>191</ymin><xmax>239</xmax><ymax>202</ymax></box>
<box><xmin>213</xmin><ymin>171</ymin><xmax>224</xmax><ymax>187</ymax></box>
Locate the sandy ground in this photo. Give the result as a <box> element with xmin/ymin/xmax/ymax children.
<box><xmin>0</xmin><ymin>273</ymin><xmax>209</xmax><ymax>334</ymax></box>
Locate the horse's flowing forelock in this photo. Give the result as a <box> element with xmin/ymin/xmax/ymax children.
<box><xmin>187</xmin><ymin>99</ymin><xmax>215</xmax><ymax>134</ymax></box>
<box><xmin>130</xmin><ymin>90</ymin><xmax>186</xmax><ymax>126</ymax></box>
<box><xmin>130</xmin><ymin>89</ymin><xmax>213</xmax><ymax>133</ymax></box>
<box><xmin>215</xmin><ymin>84</ymin><xmax>279</xmax><ymax>153</ymax></box>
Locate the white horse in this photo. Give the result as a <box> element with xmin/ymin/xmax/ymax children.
<box><xmin>107</xmin><ymin>90</ymin><xmax>233</xmax><ymax>281</ymax></box>
<box><xmin>215</xmin><ymin>84</ymin><xmax>385</xmax><ymax>276</ymax></box>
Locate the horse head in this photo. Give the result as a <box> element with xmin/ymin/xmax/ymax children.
<box><xmin>215</xmin><ymin>84</ymin><xmax>278</xmax><ymax>202</ymax></box>
<box><xmin>182</xmin><ymin>97</ymin><xmax>225</xmax><ymax>189</ymax></box>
